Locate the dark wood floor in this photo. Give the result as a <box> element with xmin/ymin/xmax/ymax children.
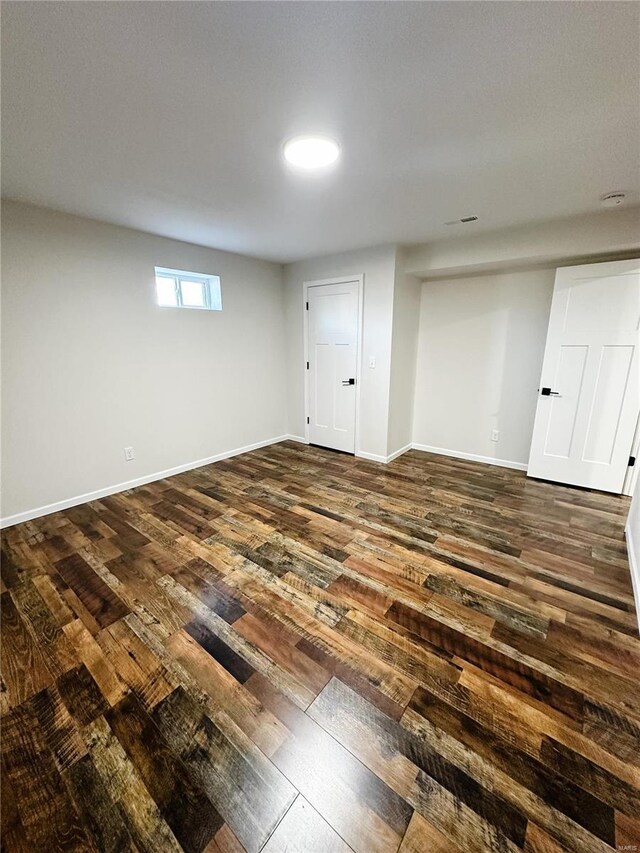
<box><xmin>1</xmin><ymin>441</ymin><xmax>639</xmax><ymax>853</ymax></box>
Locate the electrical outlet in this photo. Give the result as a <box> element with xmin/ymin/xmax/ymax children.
<box><xmin>491</xmin><ymin>429</ymin><xmax>500</xmax><ymax>442</ymax></box>
<box><xmin>124</xmin><ymin>446</ymin><xmax>135</xmax><ymax>461</ymax></box>
<box><xmin>368</xmin><ymin>356</ymin><xmax>376</xmax><ymax>369</ymax></box>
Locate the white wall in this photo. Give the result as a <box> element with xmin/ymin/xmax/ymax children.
<box><xmin>3</xmin><ymin>200</ymin><xmax>638</xmax><ymax>527</ymax></box>
<box><xmin>1</xmin><ymin>201</ymin><xmax>287</xmax><ymax>522</ymax></box>
<box><xmin>412</xmin><ymin>268</ymin><xmax>555</xmax><ymax>467</ymax></box>
<box><xmin>283</xmin><ymin>245</ymin><xmax>397</xmax><ymax>460</ymax></box>
<box><xmin>387</xmin><ymin>248</ymin><xmax>421</xmax><ymax>457</ymax></box>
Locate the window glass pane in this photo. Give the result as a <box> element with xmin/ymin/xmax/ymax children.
<box><xmin>154</xmin><ymin>267</ymin><xmax>221</xmax><ymax>311</ymax></box>
<box><xmin>156</xmin><ymin>275</ymin><xmax>178</xmax><ymax>307</ymax></box>
<box><xmin>179</xmin><ymin>279</ymin><xmax>206</xmax><ymax>307</ymax></box>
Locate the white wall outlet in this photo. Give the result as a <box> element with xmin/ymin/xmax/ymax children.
<box><xmin>491</xmin><ymin>429</ymin><xmax>500</xmax><ymax>442</ymax></box>
<box><xmin>124</xmin><ymin>446</ymin><xmax>135</xmax><ymax>461</ymax></box>
<box><xmin>368</xmin><ymin>356</ymin><xmax>376</xmax><ymax>369</ymax></box>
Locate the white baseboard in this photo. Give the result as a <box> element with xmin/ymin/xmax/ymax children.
<box><xmin>356</xmin><ymin>444</ymin><xmax>412</xmax><ymax>464</ymax></box>
<box><xmin>355</xmin><ymin>450</ymin><xmax>387</xmax><ymax>463</ymax></box>
<box><xmin>0</xmin><ymin>435</ymin><xmax>528</xmax><ymax>529</ymax></box>
<box><xmin>411</xmin><ymin>443</ymin><xmax>528</xmax><ymax>472</ymax></box>
<box><xmin>0</xmin><ymin>434</ymin><xmax>291</xmax><ymax>529</ymax></box>
<box><xmin>387</xmin><ymin>443</ymin><xmax>413</xmax><ymax>463</ymax></box>
<box><xmin>625</xmin><ymin>521</ymin><xmax>640</xmax><ymax>634</ymax></box>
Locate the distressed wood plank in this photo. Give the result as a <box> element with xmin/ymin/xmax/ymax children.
<box><xmin>1</xmin><ymin>443</ymin><xmax>637</xmax><ymax>853</ymax></box>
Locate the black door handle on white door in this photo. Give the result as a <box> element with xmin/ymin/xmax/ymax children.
<box><xmin>540</xmin><ymin>387</ymin><xmax>561</xmax><ymax>396</ymax></box>
<box><xmin>342</xmin><ymin>378</ymin><xmax>356</xmax><ymax>386</ymax></box>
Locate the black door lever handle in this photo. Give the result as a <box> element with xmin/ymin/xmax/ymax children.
<box><xmin>342</xmin><ymin>378</ymin><xmax>355</xmax><ymax>386</ymax></box>
<box><xmin>540</xmin><ymin>387</ymin><xmax>561</xmax><ymax>396</ymax></box>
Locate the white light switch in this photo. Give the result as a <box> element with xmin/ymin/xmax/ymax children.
<box><xmin>368</xmin><ymin>357</ymin><xmax>376</xmax><ymax>369</ymax></box>
<box><xmin>124</xmin><ymin>446</ymin><xmax>135</xmax><ymax>461</ymax></box>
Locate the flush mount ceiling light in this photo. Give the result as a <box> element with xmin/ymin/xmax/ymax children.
<box><xmin>283</xmin><ymin>135</ymin><xmax>340</xmax><ymax>169</ymax></box>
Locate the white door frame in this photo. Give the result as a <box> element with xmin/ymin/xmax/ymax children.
<box><xmin>623</xmin><ymin>412</ymin><xmax>640</xmax><ymax>497</ymax></box>
<box><xmin>303</xmin><ymin>275</ymin><xmax>364</xmax><ymax>454</ymax></box>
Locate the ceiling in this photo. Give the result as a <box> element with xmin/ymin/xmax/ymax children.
<box><xmin>2</xmin><ymin>1</ymin><xmax>639</xmax><ymax>263</ymax></box>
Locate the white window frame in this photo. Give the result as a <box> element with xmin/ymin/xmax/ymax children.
<box><xmin>154</xmin><ymin>267</ymin><xmax>222</xmax><ymax>311</ymax></box>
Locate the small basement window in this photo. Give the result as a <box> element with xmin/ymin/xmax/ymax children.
<box><xmin>154</xmin><ymin>267</ymin><xmax>222</xmax><ymax>310</ymax></box>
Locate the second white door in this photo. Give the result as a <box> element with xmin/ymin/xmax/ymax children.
<box><xmin>527</xmin><ymin>259</ymin><xmax>640</xmax><ymax>492</ymax></box>
<box><xmin>307</xmin><ymin>279</ymin><xmax>360</xmax><ymax>453</ymax></box>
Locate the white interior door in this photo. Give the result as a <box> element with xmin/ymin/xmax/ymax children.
<box><xmin>527</xmin><ymin>259</ymin><xmax>640</xmax><ymax>493</ymax></box>
<box><xmin>307</xmin><ymin>279</ymin><xmax>360</xmax><ymax>453</ymax></box>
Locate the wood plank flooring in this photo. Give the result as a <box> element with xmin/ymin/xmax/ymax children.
<box><xmin>1</xmin><ymin>441</ymin><xmax>639</xmax><ymax>853</ymax></box>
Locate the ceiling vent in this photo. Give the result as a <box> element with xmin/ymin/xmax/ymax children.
<box><xmin>600</xmin><ymin>191</ymin><xmax>626</xmax><ymax>208</ymax></box>
<box><xmin>444</xmin><ymin>215</ymin><xmax>478</xmax><ymax>225</ymax></box>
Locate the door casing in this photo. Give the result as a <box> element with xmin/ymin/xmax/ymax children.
<box><xmin>623</xmin><ymin>412</ymin><xmax>640</xmax><ymax>497</ymax></box>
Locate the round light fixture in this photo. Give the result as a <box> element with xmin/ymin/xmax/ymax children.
<box><xmin>283</xmin><ymin>135</ymin><xmax>340</xmax><ymax>169</ymax></box>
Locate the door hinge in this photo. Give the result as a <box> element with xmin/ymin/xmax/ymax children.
<box><xmin>629</xmin><ymin>455</ymin><xmax>636</xmax><ymax>467</ymax></box>
<box><xmin>307</xmin><ymin>417</ymin><xmax>310</xmax><ymax>424</ymax></box>
<box><xmin>306</xmin><ymin>301</ymin><xmax>309</xmax><ymax>310</ymax></box>
<box><xmin>306</xmin><ymin>361</ymin><xmax>309</xmax><ymax>369</ymax></box>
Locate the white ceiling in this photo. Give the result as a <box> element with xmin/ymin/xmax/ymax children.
<box><xmin>2</xmin><ymin>2</ymin><xmax>639</xmax><ymax>263</ymax></box>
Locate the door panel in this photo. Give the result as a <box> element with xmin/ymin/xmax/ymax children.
<box><xmin>564</xmin><ymin>274</ymin><xmax>639</xmax><ymax>334</ymax></box>
<box><xmin>307</xmin><ymin>280</ymin><xmax>359</xmax><ymax>453</ymax></box>
<box><xmin>334</xmin><ymin>344</ymin><xmax>354</xmax><ymax>433</ymax></box>
<box><xmin>583</xmin><ymin>346</ymin><xmax>634</xmax><ymax>464</ymax></box>
<box><xmin>544</xmin><ymin>345</ymin><xmax>588</xmax><ymax>458</ymax></box>
<box><xmin>528</xmin><ymin>259</ymin><xmax>640</xmax><ymax>492</ymax></box>
<box><xmin>314</xmin><ymin>343</ymin><xmax>332</xmax><ymax>428</ymax></box>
